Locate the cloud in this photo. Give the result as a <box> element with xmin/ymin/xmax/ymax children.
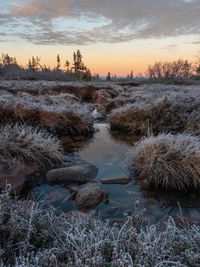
<box><xmin>0</xmin><ymin>0</ymin><xmax>200</xmax><ymax>45</ymax></box>
<box><xmin>191</xmin><ymin>40</ymin><xmax>200</xmax><ymax>44</ymax></box>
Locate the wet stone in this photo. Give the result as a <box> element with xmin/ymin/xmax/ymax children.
<box><xmin>46</xmin><ymin>162</ymin><xmax>98</xmax><ymax>184</ymax></box>
<box><xmin>100</xmin><ymin>177</ymin><xmax>131</xmax><ymax>185</ymax></box>
<box><xmin>74</xmin><ymin>185</ymin><xmax>109</xmax><ymax>211</ymax></box>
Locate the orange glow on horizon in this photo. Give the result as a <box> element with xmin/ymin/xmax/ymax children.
<box><xmin>0</xmin><ymin>37</ymin><xmax>199</xmax><ymax>77</ymax></box>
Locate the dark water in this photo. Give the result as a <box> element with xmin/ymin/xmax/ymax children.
<box><xmin>33</xmin><ymin>123</ymin><xmax>200</xmax><ymax>224</ymax></box>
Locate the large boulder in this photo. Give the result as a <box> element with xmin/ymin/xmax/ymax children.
<box><xmin>46</xmin><ymin>162</ymin><xmax>98</xmax><ymax>184</ymax></box>
<box><xmin>74</xmin><ymin>185</ymin><xmax>109</xmax><ymax>210</ymax></box>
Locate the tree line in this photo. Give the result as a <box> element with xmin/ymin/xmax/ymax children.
<box><xmin>0</xmin><ymin>50</ymin><xmax>92</xmax><ymax>81</ymax></box>
<box><xmin>1</xmin><ymin>50</ymin><xmax>200</xmax><ymax>83</ymax></box>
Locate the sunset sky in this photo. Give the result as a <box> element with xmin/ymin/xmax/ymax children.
<box><xmin>0</xmin><ymin>0</ymin><xmax>200</xmax><ymax>76</ymax></box>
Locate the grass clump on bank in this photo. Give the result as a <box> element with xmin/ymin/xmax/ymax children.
<box><xmin>0</xmin><ymin>123</ymin><xmax>63</xmax><ymax>171</ymax></box>
<box><xmin>128</xmin><ymin>133</ymin><xmax>200</xmax><ymax>190</ymax></box>
<box><xmin>0</xmin><ymin>94</ymin><xmax>94</xmax><ymax>136</ymax></box>
<box><xmin>0</xmin><ymin>187</ymin><xmax>200</xmax><ymax>266</ymax></box>
<box><xmin>109</xmin><ymin>96</ymin><xmax>200</xmax><ymax>135</ymax></box>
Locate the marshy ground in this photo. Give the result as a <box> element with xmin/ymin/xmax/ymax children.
<box><xmin>1</xmin><ymin>79</ymin><xmax>200</xmax><ymax>266</ymax></box>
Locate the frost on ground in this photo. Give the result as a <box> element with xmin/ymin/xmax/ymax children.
<box><xmin>0</xmin><ymin>123</ymin><xmax>63</xmax><ymax>171</ymax></box>
<box><xmin>128</xmin><ymin>133</ymin><xmax>200</xmax><ymax>190</ymax></box>
<box><xmin>0</xmin><ymin>187</ymin><xmax>200</xmax><ymax>267</ymax></box>
<box><xmin>0</xmin><ymin>80</ymin><xmax>123</xmax><ymax>98</ymax></box>
<box><xmin>0</xmin><ymin>94</ymin><xmax>94</xmax><ymax>136</ymax></box>
<box><xmin>109</xmin><ymin>84</ymin><xmax>200</xmax><ymax>135</ymax></box>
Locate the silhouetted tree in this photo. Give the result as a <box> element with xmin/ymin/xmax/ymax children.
<box><xmin>0</xmin><ymin>54</ymin><xmax>18</xmax><ymax>67</ymax></box>
<box><xmin>56</xmin><ymin>54</ymin><xmax>61</xmax><ymax>71</ymax></box>
<box><xmin>130</xmin><ymin>70</ymin><xmax>133</xmax><ymax>79</ymax></box>
<box><xmin>65</xmin><ymin>60</ymin><xmax>70</xmax><ymax>72</ymax></box>
<box><xmin>27</xmin><ymin>56</ymin><xmax>41</xmax><ymax>71</ymax></box>
<box><xmin>72</xmin><ymin>50</ymin><xmax>91</xmax><ymax>80</ymax></box>
<box><xmin>106</xmin><ymin>72</ymin><xmax>111</xmax><ymax>81</ymax></box>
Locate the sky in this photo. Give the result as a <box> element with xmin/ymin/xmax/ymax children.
<box><xmin>0</xmin><ymin>0</ymin><xmax>200</xmax><ymax>76</ymax></box>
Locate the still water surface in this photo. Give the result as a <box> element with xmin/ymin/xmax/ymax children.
<box><xmin>33</xmin><ymin>123</ymin><xmax>200</xmax><ymax>224</ymax></box>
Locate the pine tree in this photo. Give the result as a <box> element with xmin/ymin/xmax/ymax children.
<box><xmin>65</xmin><ymin>60</ymin><xmax>70</xmax><ymax>72</ymax></box>
<box><xmin>57</xmin><ymin>54</ymin><xmax>61</xmax><ymax>71</ymax></box>
<box><xmin>27</xmin><ymin>56</ymin><xmax>41</xmax><ymax>71</ymax></box>
<box><xmin>106</xmin><ymin>72</ymin><xmax>111</xmax><ymax>81</ymax></box>
<box><xmin>72</xmin><ymin>50</ymin><xmax>91</xmax><ymax>80</ymax></box>
<box><xmin>130</xmin><ymin>70</ymin><xmax>133</xmax><ymax>79</ymax></box>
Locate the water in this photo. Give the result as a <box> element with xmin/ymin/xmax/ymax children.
<box><xmin>33</xmin><ymin>123</ymin><xmax>200</xmax><ymax>224</ymax></box>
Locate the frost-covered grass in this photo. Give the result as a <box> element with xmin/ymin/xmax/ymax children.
<box><xmin>0</xmin><ymin>80</ymin><xmax>123</xmax><ymax>96</ymax></box>
<box><xmin>116</xmin><ymin>84</ymin><xmax>200</xmax><ymax>106</ymax></box>
<box><xmin>106</xmin><ymin>84</ymin><xmax>200</xmax><ymax>135</ymax></box>
<box><xmin>0</xmin><ymin>187</ymin><xmax>200</xmax><ymax>267</ymax></box>
<box><xmin>128</xmin><ymin>133</ymin><xmax>200</xmax><ymax>190</ymax></box>
<box><xmin>109</xmin><ymin>96</ymin><xmax>200</xmax><ymax>135</ymax></box>
<box><xmin>0</xmin><ymin>123</ymin><xmax>63</xmax><ymax>171</ymax></box>
<box><xmin>0</xmin><ymin>94</ymin><xmax>94</xmax><ymax>135</ymax></box>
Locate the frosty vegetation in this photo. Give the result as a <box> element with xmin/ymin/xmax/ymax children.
<box><xmin>128</xmin><ymin>133</ymin><xmax>200</xmax><ymax>190</ymax></box>
<box><xmin>0</xmin><ymin>94</ymin><xmax>94</xmax><ymax>136</ymax></box>
<box><xmin>0</xmin><ymin>187</ymin><xmax>200</xmax><ymax>267</ymax></box>
<box><xmin>109</xmin><ymin>84</ymin><xmax>200</xmax><ymax>135</ymax></box>
<box><xmin>0</xmin><ymin>123</ymin><xmax>63</xmax><ymax>171</ymax></box>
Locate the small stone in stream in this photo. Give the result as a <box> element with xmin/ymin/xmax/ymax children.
<box><xmin>74</xmin><ymin>186</ymin><xmax>109</xmax><ymax>211</ymax></box>
<box><xmin>100</xmin><ymin>177</ymin><xmax>131</xmax><ymax>185</ymax></box>
<box><xmin>33</xmin><ymin>185</ymin><xmax>71</xmax><ymax>203</ymax></box>
<box><xmin>46</xmin><ymin>162</ymin><xmax>98</xmax><ymax>184</ymax></box>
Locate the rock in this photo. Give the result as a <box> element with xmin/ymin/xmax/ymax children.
<box><xmin>74</xmin><ymin>186</ymin><xmax>109</xmax><ymax>210</ymax></box>
<box><xmin>33</xmin><ymin>185</ymin><xmax>71</xmax><ymax>204</ymax></box>
<box><xmin>0</xmin><ymin>164</ymin><xmax>39</xmax><ymax>194</ymax></box>
<box><xmin>32</xmin><ymin>184</ymin><xmax>75</xmax><ymax>212</ymax></box>
<box><xmin>100</xmin><ymin>177</ymin><xmax>131</xmax><ymax>185</ymax></box>
<box><xmin>46</xmin><ymin>162</ymin><xmax>98</xmax><ymax>184</ymax></box>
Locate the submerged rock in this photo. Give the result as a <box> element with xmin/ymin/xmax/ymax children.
<box><xmin>0</xmin><ymin>164</ymin><xmax>39</xmax><ymax>193</ymax></box>
<box><xmin>46</xmin><ymin>162</ymin><xmax>98</xmax><ymax>184</ymax></box>
<box><xmin>74</xmin><ymin>185</ymin><xmax>109</xmax><ymax>210</ymax></box>
<box><xmin>100</xmin><ymin>177</ymin><xmax>131</xmax><ymax>184</ymax></box>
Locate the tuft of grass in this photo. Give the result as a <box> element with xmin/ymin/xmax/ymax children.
<box><xmin>0</xmin><ymin>123</ymin><xmax>63</xmax><ymax>170</ymax></box>
<box><xmin>109</xmin><ymin>96</ymin><xmax>200</xmax><ymax>135</ymax></box>
<box><xmin>128</xmin><ymin>133</ymin><xmax>200</xmax><ymax>190</ymax></box>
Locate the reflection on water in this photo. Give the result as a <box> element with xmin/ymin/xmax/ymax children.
<box><xmin>34</xmin><ymin>123</ymin><xmax>200</xmax><ymax>224</ymax></box>
<box><xmin>78</xmin><ymin>123</ymin><xmax>137</xmax><ymax>179</ymax></box>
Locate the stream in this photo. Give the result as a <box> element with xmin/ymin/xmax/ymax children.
<box><xmin>33</xmin><ymin>123</ymin><xmax>200</xmax><ymax>224</ymax></box>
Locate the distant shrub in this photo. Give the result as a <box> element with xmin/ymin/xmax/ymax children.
<box><xmin>147</xmin><ymin>59</ymin><xmax>192</xmax><ymax>83</ymax></box>
<box><xmin>128</xmin><ymin>133</ymin><xmax>200</xmax><ymax>190</ymax></box>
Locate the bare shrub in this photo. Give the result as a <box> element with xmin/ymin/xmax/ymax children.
<box><xmin>0</xmin><ymin>123</ymin><xmax>63</xmax><ymax>170</ymax></box>
<box><xmin>128</xmin><ymin>133</ymin><xmax>200</xmax><ymax>190</ymax></box>
<box><xmin>147</xmin><ymin>60</ymin><xmax>192</xmax><ymax>83</ymax></box>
